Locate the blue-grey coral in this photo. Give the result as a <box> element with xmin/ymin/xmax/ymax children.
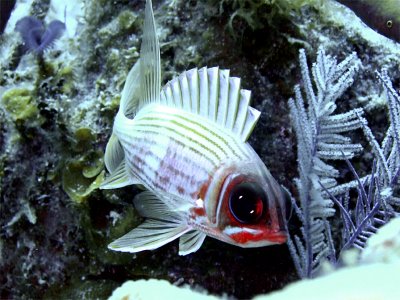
<box><xmin>321</xmin><ymin>160</ymin><xmax>383</xmax><ymax>251</ymax></box>
<box><xmin>327</xmin><ymin>68</ymin><xmax>400</xmax><ymax>196</ymax></box>
<box><xmin>325</xmin><ymin>68</ymin><xmax>400</xmax><ymax>252</ymax></box>
<box><xmin>286</xmin><ymin>47</ymin><xmax>364</xmax><ymax>278</ymax></box>
<box><xmin>15</xmin><ymin>16</ymin><xmax>65</xmax><ymax>55</ymax></box>
<box><xmin>287</xmin><ymin>48</ymin><xmax>400</xmax><ymax>279</ymax></box>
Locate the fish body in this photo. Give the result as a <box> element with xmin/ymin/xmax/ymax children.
<box><xmin>101</xmin><ymin>0</ymin><xmax>288</xmax><ymax>255</ymax></box>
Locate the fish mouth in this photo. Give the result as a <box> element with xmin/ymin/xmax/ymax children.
<box><xmin>235</xmin><ymin>231</ymin><xmax>287</xmax><ymax>248</ymax></box>
<box><xmin>267</xmin><ymin>231</ymin><xmax>288</xmax><ymax>244</ymax></box>
<box><xmin>225</xmin><ymin>227</ymin><xmax>288</xmax><ymax>247</ymax></box>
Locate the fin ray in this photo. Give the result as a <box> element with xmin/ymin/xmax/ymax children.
<box><xmin>216</xmin><ymin>69</ymin><xmax>230</xmax><ymax>126</ymax></box>
<box><xmin>242</xmin><ymin>106</ymin><xmax>261</xmax><ymax>141</ymax></box>
<box><xmin>198</xmin><ymin>67</ymin><xmax>209</xmax><ymax>117</ymax></box>
<box><xmin>208</xmin><ymin>67</ymin><xmax>219</xmax><ymax>121</ymax></box>
<box><xmin>139</xmin><ymin>0</ymin><xmax>161</xmax><ymax>107</ymax></box>
<box><xmin>226</xmin><ymin>77</ymin><xmax>241</xmax><ymax>129</ymax></box>
<box><xmin>133</xmin><ymin>191</ymin><xmax>190</xmax><ymax>222</ymax></box>
<box><xmin>120</xmin><ymin>59</ymin><xmax>141</xmax><ymax>118</ymax></box>
<box><xmin>100</xmin><ymin>160</ymin><xmax>137</xmax><ymax>189</ymax></box>
<box><xmin>104</xmin><ymin>133</ymin><xmax>124</xmax><ymax>173</ymax></box>
<box><xmin>161</xmin><ymin>67</ymin><xmax>260</xmax><ymax>141</ymax></box>
<box><xmin>179</xmin><ymin>230</ymin><xmax>207</xmax><ymax>255</ymax></box>
<box><xmin>108</xmin><ymin>219</ymin><xmax>190</xmax><ymax>253</ymax></box>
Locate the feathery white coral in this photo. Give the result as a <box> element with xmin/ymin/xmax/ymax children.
<box><xmin>287</xmin><ymin>47</ymin><xmax>363</xmax><ymax>278</ymax></box>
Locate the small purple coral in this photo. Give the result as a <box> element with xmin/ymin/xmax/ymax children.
<box><xmin>15</xmin><ymin>16</ymin><xmax>65</xmax><ymax>55</ymax></box>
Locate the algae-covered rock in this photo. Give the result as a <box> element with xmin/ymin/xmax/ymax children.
<box><xmin>62</xmin><ymin>160</ymin><xmax>104</xmax><ymax>204</ymax></box>
<box><xmin>98</xmin><ymin>9</ymin><xmax>139</xmax><ymax>39</ymax></box>
<box><xmin>45</xmin><ymin>279</ymin><xmax>118</xmax><ymax>300</ymax></box>
<box><xmin>62</xmin><ymin>127</ymin><xmax>105</xmax><ymax>204</ymax></box>
<box><xmin>1</xmin><ymin>88</ymin><xmax>43</xmax><ymax>126</ymax></box>
<box><xmin>255</xmin><ymin>218</ymin><xmax>400</xmax><ymax>300</ymax></box>
<box><xmin>1</xmin><ymin>0</ymin><xmax>399</xmax><ymax>299</ymax></box>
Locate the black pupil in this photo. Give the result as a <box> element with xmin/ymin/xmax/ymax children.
<box><xmin>229</xmin><ymin>182</ymin><xmax>267</xmax><ymax>223</ymax></box>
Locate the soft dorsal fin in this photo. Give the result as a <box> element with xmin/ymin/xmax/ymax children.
<box><xmin>139</xmin><ymin>0</ymin><xmax>161</xmax><ymax>107</ymax></box>
<box><xmin>160</xmin><ymin>67</ymin><xmax>261</xmax><ymax>142</ymax></box>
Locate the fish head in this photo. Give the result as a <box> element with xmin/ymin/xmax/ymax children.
<box><xmin>199</xmin><ymin>154</ymin><xmax>289</xmax><ymax>248</ymax></box>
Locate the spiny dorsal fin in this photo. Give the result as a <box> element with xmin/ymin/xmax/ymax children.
<box><xmin>160</xmin><ymin>67</ymin><xmax>261</xmax><ymax>142</ymax></box>
<box><xmin>139</xmin><ymin>0</ymin><xmax>161</xmax><ymax>108</ymax></box>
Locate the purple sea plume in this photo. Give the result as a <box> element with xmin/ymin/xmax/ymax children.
<box><xmin>15</xmin><ymin>16</ymin><xmax>65</xmax><ymax>55</ymax></box>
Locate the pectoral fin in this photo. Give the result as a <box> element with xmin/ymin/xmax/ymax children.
<box><xmin>179</xmin><ymin>230</ymin><xmax>206</xmax><ymax>255</ymax></box>
<box><xmin>108</xmin><ymin>219</ymin><xmax>191</xmax><ymax>253</ymax></box>
<box><xmin>108</xmin><ymin>191</ymin><xmax>193</xmax><ymax>253</ymax></box>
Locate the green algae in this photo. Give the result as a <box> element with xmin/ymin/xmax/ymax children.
<box><xmin>58</xmin><ymin>65</ymin><xmax>76</xmax><ymax>95</ymax></box>
<box><xmin>82</xmin><ymin>150</ymin><xmax>104</xmax><ymax>178</ymax></box>
<box><xmin>73</xmin><ymin>127</ymin><xmax>96</xmax><ymax>153</ymax></box>
<box><xmin>98</xmin><ymin>10</ymin><xmax>139</xmax><ymax>45</ymax></box>
<box><xmin>218</xmin><ymin>0</ymin><xmax>323</xmax><ymax>37</ymax></box>
<box><xmin>117</xmin><ymin>10</ymin><xmax>139</xmax><ymax>32</ymax></box>
<box><xmin>1</xmin><ymin>88</ymin><xmax>43</xmax><ymax>125</ymax></box>
<box><xmin>62</xmin><ymin>159</ymin><xmax>104</xmax><ymax>204</ymax></box>
<box><xmin>62</xmin><ymin>127</ymin><xmax>105</xmax><ymax>204</ymax></box>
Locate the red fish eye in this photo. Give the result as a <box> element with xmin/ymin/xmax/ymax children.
<box><xmin>228</xmin><ymin>182</ymin><xmax>267</xmax><ymax>223</ymax></box>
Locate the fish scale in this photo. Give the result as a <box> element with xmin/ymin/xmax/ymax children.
<box><xmin>116</xmin><ymin>104</ymin><xmax>249</xmax><ymax>201</ymax></box>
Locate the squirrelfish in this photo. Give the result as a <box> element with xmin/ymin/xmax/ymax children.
<box><xmin>101</xmin><ymin>0</ymin><xmax>289</xmax><ymax>255</ymax></box>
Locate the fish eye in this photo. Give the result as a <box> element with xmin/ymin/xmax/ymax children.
<box><xmin>386</xmin><ymin>20</ymin><xmax>393</xmax><ymax>28</ymax></box>
<box><xmin>229</xmin><ymin>182</ymin><xmax>267</xmax><ymax>223</ymax></box>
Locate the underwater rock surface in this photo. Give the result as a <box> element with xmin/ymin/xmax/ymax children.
<box><xmin>0</xmin><ymin>0</ymin><xmax>399</xmax><ymax>299</ymax></box>
<box><xmin>109</xmin><ymin>217</ymin><xmax>400</xmax><ymax>299</ymax></box>
<box><xmin>109</xmin><ymin>279</ymin><xmax>217</xmax><ymax>300</ymax></box>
